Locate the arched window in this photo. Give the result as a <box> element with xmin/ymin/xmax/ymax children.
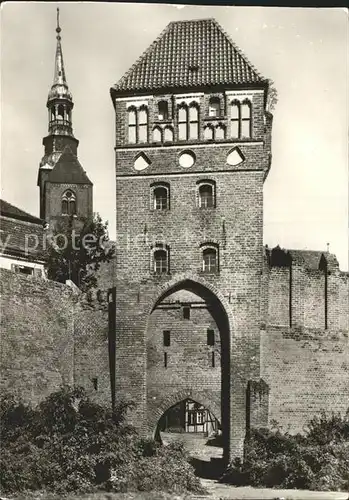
<box><xmin>57</xmin><ymin>104</ymin><xmax>64</xmax><ymax>121</ymax></box>
<box><xmin>158</xmin><ymin>101</ymin><xmax>169</xmax><ymax>120</ymax></box>
<box><xmin>153</xmin><ymin>127</ymin><xmax>162</xmax><ymax>143</ymax></box>
<box><xmin>62</xmin><ymin>190</ymin><xmax>76</xmax><ymax>216</ymax></box>
<box><xmin>204</xmin><ymin>125</ymin><xmax>214</xmax><ymax>140</ymax></box>
<box><xmin>128</xmin><ymin>108</ymin><xmax>137</xmax><ymax>144</ymax></box>
<box><xmin>230</xmin><ymin>101</ymin><xmax>240</xmax><ymax>138</ymax></box>
<box><xmin>189</xmin><ymin>104</ymin><xmax>199</xmax><ymax>139</ymax></box>
<box><xmin>202</xmin><ymin>246</ymin><xmax>218</xmax><ymax>273</ymax></box>
<box><xmin>216</xmin><ymin>124</ymin><xmax>225</xmax><ymax>140</ymax></box>
<box><xmin>138</xmin><ymin>106</ymin><xmax>148</xmax><ymax>143</ymax></box>
<box><xmin>164</xmin><ymin>126</ymin><xmax>174</xmax><ymax>142</ymax></box>
<box><xmin>209</xmin><ymin>97</ymin><xmax>220</xmax><ymax>117</ymax></box>
<box><xmin>127</xmin><ymin>106</ymin><xmax>148</xmax><ymax>144</ymax></box>
<box><xmin>152</xmin><ymin>183</ymin><xmax>170</xmax><ymax>210</ymax></box>
<box><xmin>153</xmin><ymin>246</ymin><xmax>169</xmax><ymax>274</ymax></box>
<box><xmin>178</xmin><ymin>105</ymin><xmax>188</xmax><ymax>140</ymax></box>
<box><xmin>198</xmin><ymin>184</ymin><xmax>214</xmax><ymax>208</ymax></box>
<box><xmin>230</xmin><ymin>100</ymin><xmax>252</xmax><ymax>139</ymax></box>
<box><xmin>241</xmin><ymin>101</ymin><xmax>252</xmax><ymax>138</ymax></box>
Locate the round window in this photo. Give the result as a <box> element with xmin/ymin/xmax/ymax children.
<box><xmin>178</xmin><ymin>151</ymin><xmax>195</xmax><ymax>168</ymax></box>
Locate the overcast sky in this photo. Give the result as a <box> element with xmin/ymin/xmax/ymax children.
<box><xmin>1</xmin><ymin>3</ymin><xmax>348</xmax><ymax>270</ymax></box>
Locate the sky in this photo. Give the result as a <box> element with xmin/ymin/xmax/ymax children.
<box><xmin>1</xmin><ymin>3</ymin><xmax>348</xmax><ymax>270</ymax></box>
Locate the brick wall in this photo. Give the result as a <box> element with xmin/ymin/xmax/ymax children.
<box><xmin>0</xmin><ymin>268</ymin><xmax>76</xmax><ymax>403</ymax></box>
<box><xmin>261</xmin><ymin>326</ymin><xmax>349</xmax><ymax>433</ymax></box>
<box><xmin>0</xmin><ymin>268</ymin><xmax>110</xmax><ymax>407</ymax></box>
<box><xmin>263</xmin><ymin>257</ymin><xmax>348</xmax><ymax>332</ymax></box>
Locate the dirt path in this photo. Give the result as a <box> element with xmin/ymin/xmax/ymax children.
<box><xmin>197</xmin><ymin>478</ymin><xmax>348</xmax><ymax>500</ymax></box>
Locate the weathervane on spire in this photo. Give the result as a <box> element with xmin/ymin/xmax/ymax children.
<box><xmin>56</xmin><ymin>8</ymin><xmax>61</xmax><ymax>39</ymax></box>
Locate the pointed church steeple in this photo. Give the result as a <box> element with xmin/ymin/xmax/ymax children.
<box><xmin>47</xmin><ymin>8</ymin><xmax>74</xmax><ymax>137</ymax></box>
<box><xmin>38</xmin><ymin>9</ymin><xmax>92</xmax><ymax>225</ymax></box>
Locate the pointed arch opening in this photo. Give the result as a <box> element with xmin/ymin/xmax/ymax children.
<box><xmin>146</xmin><ymin>278</ymin><xmax>231</xmax><ymax>465</ymax></box>
<box><xmin>61</xmin><ymin>189</ymin><xmax>76</xmax><ymax>216</ymax></box>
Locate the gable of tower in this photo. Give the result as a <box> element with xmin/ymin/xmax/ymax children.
<box><xmin>48</xmin><ymin>147</ymin><xmax>92</xmax><ymax>185</ymax></box>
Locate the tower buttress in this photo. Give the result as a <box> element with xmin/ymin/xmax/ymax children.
<box><xmin>38</xmin><ymin>9</ymin><xmax>92</xmax><ymax>227</ymax></box>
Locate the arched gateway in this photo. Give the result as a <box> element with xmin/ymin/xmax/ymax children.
<box><xmin>145</xmin><ymin>277</ymin><xmax>231</xmax><ymax>462</ymax></box>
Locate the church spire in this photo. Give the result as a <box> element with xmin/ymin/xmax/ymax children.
<box><xmin>47</xmin><ymin>8</ymin><xmax>74</xmax><ymax>137</ymax></box>
<box><xmin>52</xmin><ymin>8</ymin><xmax>67</xmax><ymax>87</ymax></box>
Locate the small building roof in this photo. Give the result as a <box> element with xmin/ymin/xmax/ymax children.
<box><xmin>111</xmin><ymin>18</ymin><xmax>267</xmax><ymax>95</ymax></box>
<box><xmin>0</xmin><ymin>200</ymin><xmax>45</xmax><ymax>261</ymax></box>
<box><xmin>0</xmin><ymin>199</ymin><xmax>43</xmax><ymax>225</ymax></box>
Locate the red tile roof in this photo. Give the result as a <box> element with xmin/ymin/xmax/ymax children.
<box><xmin>112</xmin><ymin>18</ymin><xmax>266</xmax><ymax>94</ymax></box>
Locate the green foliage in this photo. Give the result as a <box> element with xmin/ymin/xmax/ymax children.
<box><xmin>44</xmin><ymin>213</ymin><xmax>115</xmax><ymax>291</ymax></box>
<box><xmin>0</xmin><ymin>387</ymin><xmax>202</xmax><ymax>496</ymax></box>
<box><xmin>266</xmin><ymin>79</ymin><xmax>278</xmax><ymax>112</ymax></box>
<box><xmin>221</xmin><ymin>409</ymin><xmax>349</xmax><ymax>491</ymax></box>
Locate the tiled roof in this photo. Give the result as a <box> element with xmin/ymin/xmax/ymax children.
<box><xmin>0</xmin><ymin>199</ymin><xmax>43</xmax><ymax>224</ymax></box>
<box><xmin>112</xmin><ymin>18</ymin><xmax>266</xmax><ymax>94</ymax></box>
<box><xmin>0</xmin><ymin>215</ymin><xmax>45</xmax><ymax>260</ymax></box>
<box><xmin>48</xmin><ymin>147</ymin><xmax>92</xmax><ymax>185</ymax></box>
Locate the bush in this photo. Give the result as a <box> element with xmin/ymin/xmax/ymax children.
<box><xmin>0</xmin><ymin>387</ymin><xmax>202</xmax><ymax>495</ymax></box>
<box><xmin>221</xmin><ymin>409</ymin><xmax>349</xmax><ymax>491</ymax></box>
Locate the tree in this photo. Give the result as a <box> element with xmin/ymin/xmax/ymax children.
<box><xmin>43</xmin><ymin>214</ymin><xmax>115</xmax><ymax>291</ymax></box>
<box><xmin>266</xmin><ymin>79</ymin><xmax>278</xmax><ymax>112</ymax></box>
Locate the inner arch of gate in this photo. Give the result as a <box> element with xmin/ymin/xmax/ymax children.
<box><xmin>145</xmin><ymin>277</ymin><xmax>232</xmax><ymax>462</ymax></box>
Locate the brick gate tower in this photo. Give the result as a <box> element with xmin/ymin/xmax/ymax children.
<box><xmin>38</xmin><ymin>9</ymin><xmax>92</xmax><ymax>229</ymax></box>
<box><xmin>110</xmin><ymin>19</ymin><xmax>273</xmax><ymax>462</ymax></box>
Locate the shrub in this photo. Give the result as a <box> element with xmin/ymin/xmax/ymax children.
<box><xmin>221</xmin><ymin>409</ymin><xmax>349</xmax><ymax>491</ymax></box>
<box><xmin>0</xmin><ymin>387</ymin><xmax>201</xmax><ymax>496</ymax></box>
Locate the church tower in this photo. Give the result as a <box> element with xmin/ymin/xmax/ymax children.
<box><xmin>38</xmin><ymin>9</ymin><xmax>92</xmax><ymax>228</ymax></box>
<box><xmin>110</xmin><ymin>19</ymin><xmax>273</xmax><ymax>462</ymax></box>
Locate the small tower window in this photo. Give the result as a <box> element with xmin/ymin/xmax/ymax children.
<box><xmin>202</xmin><ymin>246</ymin><xmax>218</xmax><ymax>273</ymax></box>
<box><xmin>178</xmin><ymin>105</ymin><xmax>188</xmax><ymax>140</ymax></box>
<box><xmin>216</xmin><ymin>124</ymin><xmax>225</xmax><ymax>140</ymax></box>
<box><xmin>127</xmin><ymin>106</ymin><xmax>148</xmax><ymax>144</ymax></box>
<box><xmin>153</xmin><ymin>246</ymin><xmax>169</xmax><ymax>274</ymax></box>
<box><xmin>158</xmin><ymin>101</ymin><xmax>169</xmax><ymax>120</ymax></box>
<box><xmin>153</xmin><ymin>187</ymin><xmax>168</xmax><ymax>210</ymax></box>
<box><xmin>230</xmin><ymin>100</ymin><xmax>252</xmax><ymax>139</ymax></box>
<box><xmin>151</xmin><ymin>182</ymin><xmax>170</xmax><ymax>210</ymax></box>
<box><xmin>231</xmin><ymin>101</ymin><xmax>240</xmax><ymax>138</ymax></box>
<box><xmin>198</xmin><ymin>184</ymin><xmax>214</xmax><ymax>208</ymax></box>
<box><xmin>183</xmin><ymin>306</ymin><xmax>190</xmax><ymax>320</ymax></box>
<box><xmin>204</xmin><ymin>125</ymin><xmax>214</xmax><ymax>140</ymax></box>
<box><xmin>62</xmin><ymin>190</ymin><xmax>76</xmax><ymax>216</ymax></box>
<box><xmin>207</xmin><ymin>329</ymin><xmax>215</xmax><ymax>346</ymax></box>
<box><xmin>241</xmin><ymin>101</ymin><xmax>252</xmax><ymax>138</ymax></box>
<box><xmin>164</xmin><ymin>126</ymin><xmax>174</xmax><ymax>142</ymax></box>
<box><xmin>57</xmin><ymin>104</ymin><xmax>65</xmax><ymax>121</ymax></box>
<box><xmin>189</xmin><ymin>104</ymin><xmax>199</xmax><ymax>139</ymax></box>
<box><xmin>153</xmin><ymin>127</ymin><xmax>162</xmax><ymax>143</ymax></box>
<box><xmin>128</xmin><ymin>108</ymin><xmax>137</xmax><ymax>144</ymax></box>
<box><xmin>163</xmin><ymin>330</ymin><xmax>171</xmax><ymax>347</ymax></box>
<box><xmin>138</xmin><ymin>107</ymin><xmax>148</xmax><ymax>143</ymax></box>
<box><xmin>197</xmin><ymin>180</ymin><xmax>216</xmax><ymax>208</ymax></box>
<box><xmin>209</xmin><ymin>97</ymin><xmax>220</xmax><ymax>117</ymax></box>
